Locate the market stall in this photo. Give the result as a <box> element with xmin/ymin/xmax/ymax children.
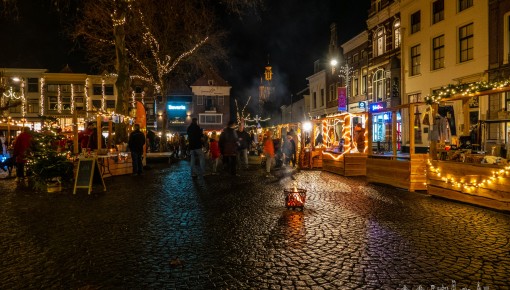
<box><xmin>366</xmin><ymin>103</ymin><xmax>428</xmax><ymax>192</ymax></box>
<box><xmin>301</xmin><ymin>113</ymin><xmax>368</xmax><ymax>175</ymax></box>
<box><xmin>424</xmin><ymin>83</ymin><xmax>510</xmax><ymax>211</ymax></box>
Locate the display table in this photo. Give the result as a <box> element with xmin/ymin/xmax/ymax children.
<box><xmin>96</xmin><ymin>152</ymin><xmax>132</xmax><ymax>177</ymax></box>
<box><xmin>322</xmin><ymin>152</ymin><xmax>367</xmax><ymax>176</ymax></box>
<box><xmin>427</xmin><ymin>160</ymin><xmax>510</xmax><ymax>211</ymax></box>
<box><xmin>366</xmin><ymin>154</ymin><xmax>428</xmax><ymax>192</ymax></box>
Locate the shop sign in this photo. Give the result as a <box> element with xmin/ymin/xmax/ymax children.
<box><xmin>369</xmin><ymin>101</ymin><xmax>386</xmax><ymax>113</ymax></box>
<box><xmin>337</xmin><ymin>87</ymin><xmax>347</xmax><ymax>111</ymax></box>
<box><xmin>167</xmin><ymin>102</ymin><xmax>188</xmax><ymax>118</ymax></box>
<box><xmin>168</xmin><ymin>105</ymin><xmax>186</xmax><ymax>110</ymax></box>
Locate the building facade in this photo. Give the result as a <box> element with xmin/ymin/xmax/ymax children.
<box><xmin>401</xmin><ymin>0</ymin><xmax>489</xmax><ymax>150</ymax></box>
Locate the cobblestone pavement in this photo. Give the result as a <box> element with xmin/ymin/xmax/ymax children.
<box><xmin>1</xmin><ymin>160</ymin><xmax>509</xmax><ymax>290</ymax></box>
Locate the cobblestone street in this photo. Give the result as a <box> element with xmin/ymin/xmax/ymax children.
<box><xmin>1</xmin><ymin>160</ymin><xmax>509</xmax><ymax>289</ymax></box>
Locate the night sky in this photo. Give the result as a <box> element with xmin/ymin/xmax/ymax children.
<box><xmin>0</xmin><ymin>0</ymin><xmax>370</xmax><ymax>107</ymax></box>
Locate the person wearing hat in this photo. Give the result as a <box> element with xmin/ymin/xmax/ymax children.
<box><xmin>187</xmin><ymin>117</ymin><xmax>206</xmax><ymax>178</ymax></box>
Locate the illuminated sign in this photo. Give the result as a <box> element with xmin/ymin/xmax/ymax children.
<box><xmin>168</xmin><ymin>105</ymin><xmax>186</xmax><ymax>110</ymax></box>
<box><xmin>368</xmin><ymin>102</ymin><xmax>386</xmax><ymax>113</ymax></box>
<box><xmin>358</xmin><ymin>102</ymin><xmax>366</xmax><ymax>110</ymax></box>
<box><xmin>337</xmin><ymin>87</ymin><xmax>347</xmax><ymax>111</ymax></box>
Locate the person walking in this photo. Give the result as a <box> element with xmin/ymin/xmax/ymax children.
<box><xmin>128</xmin><ymin>123</ymin><xmax>146</xmax><ymax>176</ymax></box>
<box><xmin>263</xmin><ymin>130</ymin><xmax>275</xmax><ymax>178</ymax></box>
<box><xmin>236</xmin><ymin>123</ymin><xmax>251</xmax><ymax>170</ymax></box>
<box><xmin>187</xmin><ymin>117</ymin><xmax>206</xmax><ymax>178</ymax></box>
<box><xmin>219</xmin><ymin>121</ymin><xmax>239</xmax><ymax>176</ymax></box>
<box><xmin>283</xmin><ymin>133</ymin><xmax>296</xmax><ymax>168</ymax></box>
<box><xmin>209</xmin><ymin>131</ymin><xmax>221</xmax><ymax>175</ymax></box>
<box><xmin>13</xmin><ymin>127</ymin><xmax>32</xmax><ymax>180</ymax></box>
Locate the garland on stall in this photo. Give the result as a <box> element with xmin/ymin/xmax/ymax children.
<box><xmin>425</xmin><ymin>80</ymin><xmax>510</xmax><ymax>105</ymax></box>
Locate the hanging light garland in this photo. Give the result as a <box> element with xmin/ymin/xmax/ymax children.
<box><xmin>101</xmin><ymin>79</ymin><xmax>106</xmax><ymax>112</ymax></box>
<box><xmin>70</xmin><ymin>84</ymin><xmax>75</xmax><ymax>114</ymax></box>
<box><xmin>57</xmin><ymin>85</ymin><xmax>62</xmax><ymax>113</ymax></box>
<box><xmin>131</xmin><ymin>90</ymin><xmax>136</xmax><ymax>108</ymax></box>
<box><xmin>141</xmin><ymin>91</ymin><xmax>145</xmax><ymax>105</ymax></box>
<box><xmin>40</xmin><ymin>77</ymin><xmax>45</xmax><ymax>116</ymax></box>
<box><xmin>85</xmin><ymin>78</ymin><xmax>90</xmax><ymax>117</ymax></box>
<box><xmin>20</xmin><ymin>79</ymin><xmax>26</xmax><ymax>118</ymax></box>
<box><xmin>428</xmin><ymin>159</ymin><xmax>510</xmax><ymax>190</ymax></box>
<box><xmin>425</xmin><ymin>80</ymin><xmax>510</xmax><ymax>105</ymax></box>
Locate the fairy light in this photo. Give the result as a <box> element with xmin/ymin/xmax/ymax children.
<box><xmin>20</xmin><ymin>79</ymin><xmax>26</xmax><ymax>117</ymax></box>
<box><xmin>425</xmin><ymin>80</ymin><xmax>510</xmax><ymax>104</ymax></box>
<box><xmin>428</xmin><ymin>159</ymin><xmax>510</xmax><ymax>189</ymax></box>
<box><xmin>131</xmin><ymin>90</ymin><xmax>136</xmax><ymax>108</ymax></box>
<box><xmin>40</xmin><ymin>77</ymin><xmax>45</xmax><ymax>115</ymax></box>
<box><xmin>68</xmin><ymin>84</ymin><xmax>74</xmax><ymax>114</ymax></box>
<box><xmin>57</xmin><ymin>85</ymin><xmax>62</xmax><ymax>113</ymax></box>
<box><xmin>85</xmin><ymin>78</ymin><xmax>90</xmax><ymax>117</ymax></box>
<box><xmin>141</xmin><ymin>91</ymin><xmax>145</xmax><ymax>105</ymax></box>
<box><xmin>101</xmin><ymin>79</ymin><xmax>106</xmax><ymax>112</ymax></box>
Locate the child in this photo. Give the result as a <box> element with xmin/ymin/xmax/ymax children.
<box><xmin>209</xmin><ymin>132</ymin><xmax>221</xmax><ymax>175</ymax></box>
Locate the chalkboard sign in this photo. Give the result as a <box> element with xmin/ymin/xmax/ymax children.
<box><xmin>73</xmin><ymin>158</ymin><xmax>106</xmax><ymax>194</ymax></box>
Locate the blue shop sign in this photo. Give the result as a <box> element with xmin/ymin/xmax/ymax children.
<box><xmin>167</xmin><ymin>102</ymin><xmax>188</xmax><ymax>118</ymax></box>
<box><xmin>368</xmin><ymin>102</ymin><xmax>386</xmax><ymax>113</ymax></box>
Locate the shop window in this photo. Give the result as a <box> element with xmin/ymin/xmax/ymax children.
<box><xmin>432</xmin><ymin>0</ymin><xmax>444</xmax><ymax>24</ymax></box>
<box><xmin>410</xmin><ymin>44</ymin><xmax>421</xmax><ymax>76</ymax></box>
<box><xmin>458</xmin><ymin>0</ymin><xmax>473</xmax><ymax>12</ymax></box>
<box><xmin>432</xmin><ymin>35</ymin><xmax>445</xmax><ymax>70</ymax></box>
<box><xmin>459</xmin><ymin>23</ymin><xmax>474</xmax><ymax>63</ymax></box>
<box><xmin>411</xmin><ymin>11</ymin><xmax>421</xmax><ymax>34</ymax></box>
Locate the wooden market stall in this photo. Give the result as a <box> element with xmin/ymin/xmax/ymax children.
<box><xmin>302</xmin><ymin>113</ymin><xmax>368</xmax><ymax>176</ymax></box>
<box><xmin>425</xmin><ymin>85</ymin><xmax>510</xmax><ymax>211</ymax></box>
<box><xmin>366</xmin><ymin>103</ymin><xmax>428</xmax><ymax>192</ymax></box>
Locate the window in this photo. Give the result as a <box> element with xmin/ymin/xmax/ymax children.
<box><xmin>27</xmin><ymin>99</ymin><xmax>39</xmax><ymax>113</ymax></box>
<box><xmin>197</xmin><ymin>96</ymin><xmax>203</xmax><ymax>105</ymax></box>
<box><xmin>353</xmin><ymin>53</ymin><xmax>359</xmax><ymax>63</ymax></box>
<box><xmin>92</xmin><ymin>100</ymin><xmax>101</xmax><ymax>110</ymax></box>
<box><xmin>199</xmin><ymin>113</ymin><xmax>222</xmax><ymax>125</ymax></box>
<box><xmin>375</xmin><ymin>28</ymin><xmax>385</xmax><ymax>56</ymax></box>
<box><xmin>459</xmin><ymin>23</ymin><xmax>474</xmax><ymax>62</ymax></box>
<box><xmin>9</xmin><ymin>104</ymin><xmax>21</xmax><ymax>113</ymax></box>
<box><xmin>218</xmin><ymin>96</ymin><xmax>224</xmax><ymax>106</ymax></box>
<box><xmin>372</xmin><ymin>69</ymin><xmax>385</xmax><ymax>102</ymax></box>
<box><xmin>410</xmin><ymin>44</ymin><xmax>421</xmax><ymax>76</ymax></box>
<box><xmin>352</xmin><ymin>77</ymin><xmax>359</xmax><ymax>96</ymax></box>
<box><xmin>75</xmin><ymin>97</ymin><xmax>84</xmax><ymax>111</ymax></box>
<box><xmin>49</xmin><ymin>96</ymin><xmax>58</xmax><ymax>111</ymax></box>
<box><xmin>104</xmin><ymin>85</ymin><xmax>114</xmax><ymax>95</ymax></box>
<box><xmin>313</xmin><ymin>92</ymin><xmax>317</xmax><ymax>109</ymax></box>
<box><xmin>362</xmin><ymin>74</ymin><xmax>367</xmax><ymax>95</ymax></box>
<box><xmin>93</xmin><ymin>85</ymin><xmax>102</xmax><ymax>95</ymax></box>
<box><xmin>27</xmin><ymin>78</ymin><xmax>38</xmax><ymax>93</ymax></box>
<box><xmin>432</xmin><ymin>0</ymin><xmax>444</xmax><ymax>24</ymax></box>
<box><xmin>411</xmin><ymin>11</ymin><xmax>421</xmax><ymax>34</ymax></box>
<box><xmin>320</xmin><ymin>88</ymin><xmax>325</xmax><ymax>106</ymax></box>
<box><xmin>393</xmin><ymin>20</ymin><xmax>401</xmax><ymax>49</ymax></box>
<box><xmin>47</xmin><ymin>84</ymin><xmax>59</xmax><ymax>92</ymax></box>
<box><xmin>459</xmin><ymin>0</ymin><xmax>473</xmax><ymax>12</ymax></box>
<box><xmin>329</xmin><ymin>84</ymin><xmax>335</xmax><ymax>102</ymax></box>
<box><xmin>505</xmin><ymin>14</ymin><xmax>510</xmax><ymax>64</ymax></box>
<box><xmin>432</xmin><ymin>35</ymin><xmax>445</xmax><ymax>70</ymax></box>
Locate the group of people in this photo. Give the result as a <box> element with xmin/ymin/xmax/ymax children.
<box><xmin>186</xmin><ymin>117</ymin><xmax>298</xmax><ymax>179</ymax></box>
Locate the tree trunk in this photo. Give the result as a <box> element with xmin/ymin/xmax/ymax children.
<box><xmin>113</xmin><ymin>1</ymin><xmax>130</xmax><ymax>145</ymax></box>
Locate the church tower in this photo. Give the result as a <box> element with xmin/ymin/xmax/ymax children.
<box><xmin>258</xmin><ymin>58</ymin><xmax>275</xmax><ymax>117</ymax></box>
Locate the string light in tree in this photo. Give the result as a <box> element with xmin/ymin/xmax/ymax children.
<box><xmin>141</xmin><ymin>91</ymin><xmax>145</xmax><ymax>105</ymax></box>
<box><xmin>131</xmin><ymin>90</ymin><xmax>136</xmax><ymax>108</ymax></box>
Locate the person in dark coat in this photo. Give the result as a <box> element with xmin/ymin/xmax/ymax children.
<box><xmin>13</xmin><ymin>127</ymin><xmax>32</xmax><ymax>179</ymax></box>
<box><xmin>187</xmin><ymin>117</ymin><xmax>206</xmax><ymax>177</ymax></box>
<box><xmin>219</xmin><ymin>121</ymin><xmax>239</xmax><ymax>176</ymax></box>
<box><xmin>128</xmin><ymin>124</ymin><xmax>146</xmax><ymax>175</ymax></box>
<box><xmin>283</xmin><ymin>133</ymin><xmax>296</xmax><ymax>167</ymax></box>
<box><xmin>236</xmin><ymin>123</ymin><xmax>251</xmax><ymax>170</ymax></box>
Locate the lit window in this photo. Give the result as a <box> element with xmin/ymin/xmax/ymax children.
<box><xmin>393</xmin><ymin>20</ymin><xmax>401</xmax><ymax>49</ymax></box>
<box><xmin>372</xmin><ymin>69</ymin><xmax>386</xmax><ymax>102</ymax></box>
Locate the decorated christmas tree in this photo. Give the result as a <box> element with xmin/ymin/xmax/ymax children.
<box><xmin>27</xmin><ymin>117</ymin><xmax>74</xmax><ymax>191</ymax></box>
